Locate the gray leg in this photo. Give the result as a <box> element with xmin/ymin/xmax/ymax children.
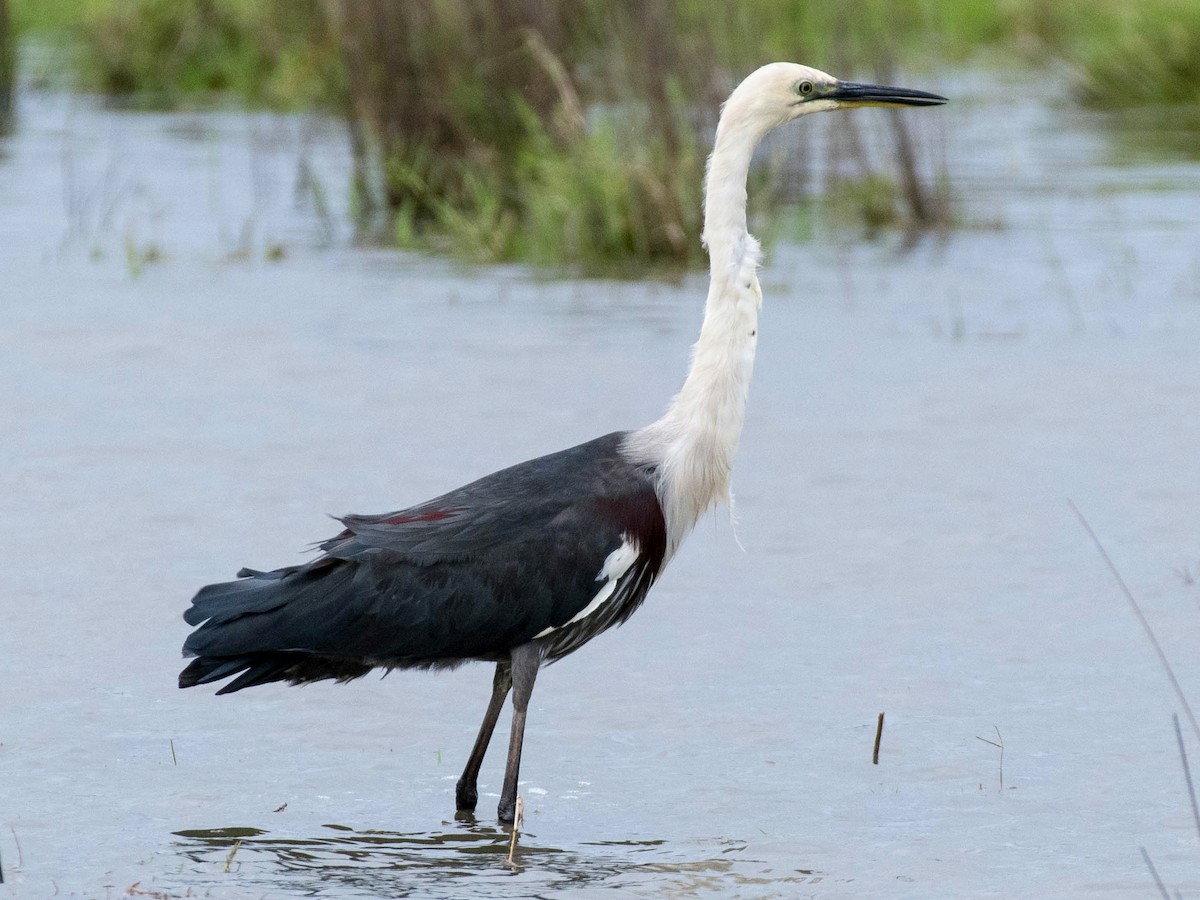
<box><xmin>455</xmin><ymin>661</ymin><xmax>512</xmax><ymax>812</ymax></box>
<box><xmin>497</xmin><ymin>642</ymin><xmax>541</xmax><ymax>824</ymax></box>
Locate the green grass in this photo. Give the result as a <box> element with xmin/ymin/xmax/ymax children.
<box><xmin>1071</xmin><ymin>0</ymin><xmax>1200</xmax><ymax>107</ymax></box>
<box><xmin>699</xmin><ymin>0</ymin><xmax>1200</xmax><ymax>105</ymax></box>
<box><xmin>1</xmin><ymin>0</ymin><xmax>13</xmax><ymax>132</ymax></box>
<box><xmin>11</xmin><ymin>0</ymin><xmax>1200</xmax><ymax>270</ymax></box>
<box><xmin>9</xmin><ymin>0</ymin><xmax>78</xmax><ymax>34</ymax></box>
<box><xmin>512</xmin><ymin>106</ymin><xmax>705</xmax><ymax>273</ymax></box>
<box><xmin>13</xmin><ymin>0</ymin><xmax>340</xmax><ymax>108</ymax></box>
<box><xmin>17</xmin><ymin>0</ymin><xmax>1200</xmax><ymax>108</ymax></box>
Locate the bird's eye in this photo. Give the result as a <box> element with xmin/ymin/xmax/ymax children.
<box><xmin>798</xmin><ymin>81</ymin><xmax>814</xmax><ymax>96</ymax></box>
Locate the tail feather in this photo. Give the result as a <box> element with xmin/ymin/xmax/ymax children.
<box><xmin>182</xmin><ymin>566</ymin><xmax>300</xmax><ymax>627</ymax></box>
<box><xmin>180</xmin><ymin>559</ymin><xmax>384</xmax><ymax>693</ymax></box>
<box><xmin>216</xmin><ymin>656</ymin><xmax>296</xmax><ymax>694</ymax></box>
<box><xmin>178</xmin><ymin>655</ymin><xmax>254</xmax><ymax>689</ymax></box>
<box><xmin>182</xmin><ymin>560</ymin><xmax>353</xmax><ymax>656</ymax></box>
<box><xmin>180</xmin><ymin>536</ymin><xmax>494</xmax><ymax>694</ymax></box>
<box><xmin>179</xmin><ymin>651</ymin><xmax>375</xmax><ymax>693</ymax></box>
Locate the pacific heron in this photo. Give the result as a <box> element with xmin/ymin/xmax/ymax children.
<box><xmin>179</xmin><ymin>62</ymin><xmax>946</xmax><ymax>823</ymax></box>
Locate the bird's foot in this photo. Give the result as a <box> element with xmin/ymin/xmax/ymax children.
<box><xmin>455</xmin><ymin>778</ymin><xmax>478</xmax><ymax>813</ymax></box>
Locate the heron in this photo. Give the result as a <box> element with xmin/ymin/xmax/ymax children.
<box><xmin>179</xmin><ymin>63</ymin><xmax>946</xmax><ymax>823</ymax></box>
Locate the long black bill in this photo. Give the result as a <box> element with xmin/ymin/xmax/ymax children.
<box><xmin>830</xmin><ymin>81</ymin><xmax>947</xmax><ymax>107</ymax></box>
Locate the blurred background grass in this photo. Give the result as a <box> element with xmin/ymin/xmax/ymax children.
<box><xmin>4</xmin><ymin>0</ymin><xmax>1199</xmax><ymax>271</ymax></box>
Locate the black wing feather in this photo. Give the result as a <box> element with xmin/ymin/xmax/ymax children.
<box><xmin>180</xmin><ymin>432</ymin><xmax>667</xmax><ymax>693</ymax></box>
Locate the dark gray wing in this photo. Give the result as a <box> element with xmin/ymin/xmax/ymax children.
<box><xmin>179</xmin><ymin>432</ymin><xmax>667</xmax><ymax>693</ymax></box>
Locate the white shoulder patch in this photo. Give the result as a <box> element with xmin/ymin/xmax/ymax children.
<box><xmin>534</xmin><ymin>537</ymin><xmax>640</xmax><ymax>638</ymax></box>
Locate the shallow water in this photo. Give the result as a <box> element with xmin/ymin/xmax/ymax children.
<box><xmin>2</xmin><ymin>71</ymin><xmax>1200</xmax><ymax>898</ymax></box>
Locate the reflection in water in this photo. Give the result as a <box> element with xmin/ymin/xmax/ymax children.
<box><xmin>172</xmin><ymin>823</ymin><xmax>820</xmax><ymax>897</ymax></box>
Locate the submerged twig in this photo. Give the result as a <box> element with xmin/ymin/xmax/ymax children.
<box><xmin>1068</xmin><ymin>500</ymin><xmax>1200</xmax><ymax>744</ymax></box>
<box><xmin>1173</xmin><ymin>714</ymin><xmax>1200</xmax><ymax>845</ymax></box>
<box><xmin>872</xmin><ymin>712</ymin><xmax>885</xmax><ymax>765</ymax></box>
<box><xmin>1140</xmin><ymin>846</ymin><xmax>1171</xmax><ymax>900</ymax></box>
<box><xmin>169</xmin><ymin>739</ymin><xmax>177</xmax><ymax>767</ymax></box>
<box><xmin>976</xmin><ymin>726</ymin><xmax>1005</xmax><ymax>792</ymax></box>
<box><xmin>125</xmin><ymin>882</ymin><xmax>173</xmax><ymax>899</ymax></box>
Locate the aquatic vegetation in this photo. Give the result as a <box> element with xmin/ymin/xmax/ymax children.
<box><xmin>0</xmin><ymin>0</ymin><xmax>12</xmax><ymax>133</ymax></box>
<box><xmin>1071</xmin><ymin>1</ymin><xmax>1200</xmax><ymax>108</ymax></box>
<box><xmin>16</xmin><ymin>0</ymin><xmax>338</xmax><ymax>109</ymax></box>
<box><xmin>11</xmin><ymin>0</ymin><xmax>1200</xmax><ymax>267</ymax></box>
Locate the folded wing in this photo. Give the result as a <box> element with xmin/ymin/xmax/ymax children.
<box><xmin>179</xmin><ymin>432</ymin><xmax>666</xmax><ymax>693</ymax></box>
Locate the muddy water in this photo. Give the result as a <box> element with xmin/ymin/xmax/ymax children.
<box><xmin>2</xmin><ymin>71</ymin><xmax>1200</xmax><ymax>898</ymax></box>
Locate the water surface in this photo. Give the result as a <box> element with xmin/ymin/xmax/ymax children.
<box><xmin>2</xmin><ymin>71</ymin><xmax>1200</xmax><ymax>898</ymax></box>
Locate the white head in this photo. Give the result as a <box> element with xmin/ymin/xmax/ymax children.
<box><xmin>718</xmin><ymin>62</ymin><xmax>946</xmax><ymax>143</ymax></box>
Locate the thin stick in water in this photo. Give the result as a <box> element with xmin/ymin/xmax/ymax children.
<box><xmin>2</xmin><ymin>825</ymin><xmax>19</xmax><ymax>883</ymax></box>
<box><xmin>1068</xmin><ymin>500</ymin><xmax>1200</xmax><ymax>744</ymax></box>
<box><xmin>873</xmin><ymin>712</ymin><xmax>885</xmax><ymax>765</ymax></box>
<box><xmin>976</xmin><ymin>727</ymin><xmax>1005</xmax><ymax>792</ymax></box>
<box><xmin>1140</xmin><ymin>846</ymin><xmax>1171</xmax><ymax>900</ymax></box>
<box><xmin>224</xmin><ymin>839</ymin><xmax>242</xmax><ymax>873</ymax></box>
<box><xmin>170</xmin><ymin>739</ymin><xmax>177</xmax><ymax>766</ymax></box>
<box><xmin>505</xmin><ymin>796</ymin><xmax>524</xmax><ymax>869</ymax></box>
<box><xmin>1173</xmin><ymin>714</ymin><xmax>1200</xmax><ymax>844</ymax></box>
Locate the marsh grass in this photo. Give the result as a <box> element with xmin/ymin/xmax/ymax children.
<box><xmin>13</xmin><ymin>0</ymin><xmax>339</xmax><ymax>109</ymax></box>
<box><xmin>1140</xmin><ymin>846</ymin><xmax>1172</xmax><ymax>900</ymax></box>
<box><xmin>1070</xmin><ymin>1</ymin><xmax>1200</xmax><ymax>109</ymax></box>
<box><xmin>12</xmin><ymin>0</ymin><xmax>1200</xmax><ymax>267</ymax></box>
<box><xmin>17</xmin><ymin>0</ymin><xmax>1200</xmax><ymax>112</ymax></box>
<box><xmin>320</xmin><ymin>1</ymin><xmax>727</xmax><ymax>271</ymax></box>
<box><xmin>1172</xmin><ymin>714</ymin><xmax>1200</xmax><ymax>843</ymax></box>
<box><xmin>322</xmin><ymin>0</ymin><xmax>953</xmax><ymax>271</ymax></box>
<box><xmin>1069</xmin><ymin>500</ymin><xmax>1200</xmax><ymax>744</ymax></box>
<box><xmin>1070</xmin><ymin>502</ymin><xmax>1200</xmax><ymax>893</ymax></box>
<box><xmin>512</xmin><ymin>102</ymin><xmax>707</xmax><ymax>274</ymax></box>
<box><xmin>83</xmin><ymin>0</ymin><xmax>338</xmax><ymax>109</ymax></box>
<box><xmin>0</xmin><ymin>0</ymin><xmax>12</xmax><ymax>134</ymax></box>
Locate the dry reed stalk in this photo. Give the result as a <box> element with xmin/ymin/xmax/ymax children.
<box><xmin>1069</xmin><ymin>500</ymin><xmax>1200</xmax><ymax>744</ymax></box>
<box><xmin>223</xmin><ymin>839</ymin><xmax>241</xmax><ymax>873</ymax></box>
<box><xmin>1172</xmin><ymin>714</ymin><xmax>1200</xmax><ymax>844</ymax></box>
<box><xmin>504</xmin><ymin>796</ymin><xmax>525</xmax><ymax>869</ymax></box>
<box><xmin>1140</xmin><ymin>846</ymin><xmax>1171</xmax><ymax>900</ymax></box>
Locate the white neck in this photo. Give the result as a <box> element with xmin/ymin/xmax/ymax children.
<box><xmin>624</xmin><ymin>101</ymin><xmax>769</xmax><ymax>558</ymax></box>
